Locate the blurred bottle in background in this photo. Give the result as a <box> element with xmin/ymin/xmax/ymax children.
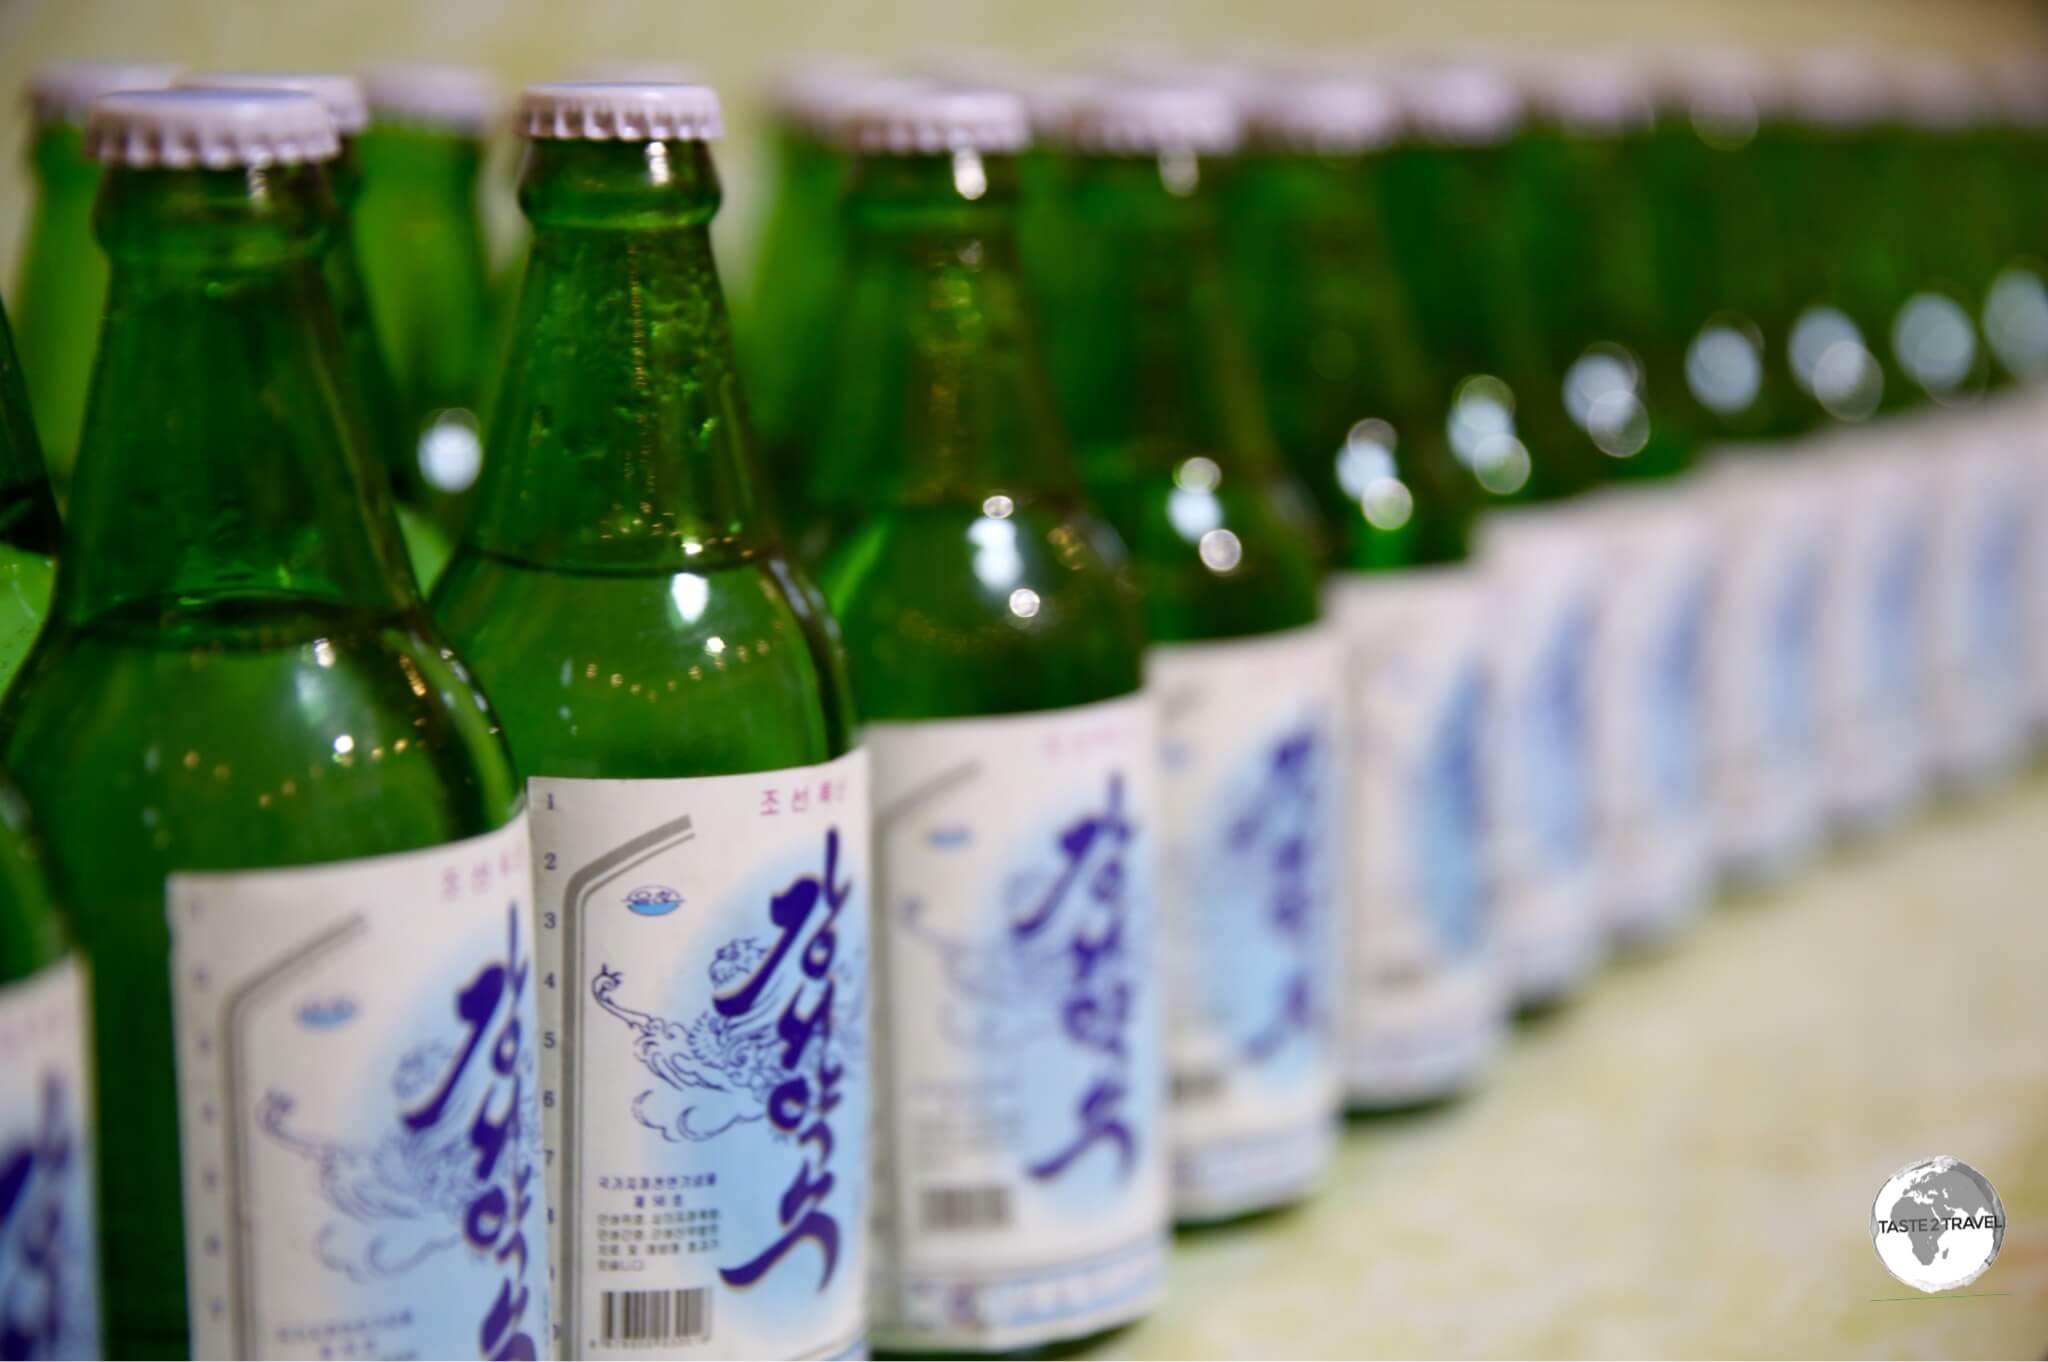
<box><xmin>743</xmin><ymin>59</ymin><xmax>905</xmax><ymax>526</ymax></box>
<box><xmin>181</xmin><ymin>70</ymin><xmax>453</xmax><ymax>589</ymax></box>
<box><xmin>1029</xmin><ymin>82</ymin><xmax>1342</xmax><ymax>1220</ymax></box>
<box><xmin>13</xmin><ymin>61</ymin><xmax>179</xmax><ymax>497</ymax></box>
<box><xmin>0</xmin><ymin>776</ymin><xmax>97</xmax><ymax>1362</ymax></box>
<box><xmin>806</xmin><ymin>87</ymin><xmax>1166</xmax><ymax>1354</ymax></box>
<box><xmin>1381</xmin><ymin>63</ymin><xmax>1606</xmax><ymax>1007</ymax></box>
<box><xmin>1509</xmin><ymin>53</ymin><xmax>1718</xmax><ymax>947</ymax></box>
<box><xmin>434</xmin><ymin>82</ymin><xmax>869</xmax><ymax>1361</ymax></box>
<box><xmin>356</xmin><ymin>63</ymin><xmax>499</xmax><ymax>545</ymax></box>
<box><xmin>1227</xmin><ymin>72</ymin><xmax>1508</xmax><ymax>1106</ymax></box>
<box><xmin>0</xmin><ymin>88</ymin><xmax>541</xmax><ymax>1357</ymax></box>
<box><xmin>0</xmin><ymin>297</ymin><xmax>61</xmax><ymax>689</ymax></box>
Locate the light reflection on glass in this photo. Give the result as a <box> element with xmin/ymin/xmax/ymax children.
<box><xmin>1891</xmin><ymin>291</ymin><xmax>1977</xmax><ymax>394</ymax></box>
<box><xmin>1686</xmin><ymin>322</ymin><xmax>1764</xmax><ymax>414</ymax></box>
<box><xmin>670</xmin><ymin>572</ymin><xmax>710</xmax><ymax>623</ymax></box>
<box><xmin>1197</xmin><ymin>528</ymin><xmax>1242</xmax><ymax>572</ymax></box>
<box><xmin>1985</xmin><ymin>268</ymin><xmax>2048</xmax><ymax>378</ymax></box>
<box><xmin>969</xmin><ymin>516</ymin><xmax>1024</xmax><ymax>589</ymax></box>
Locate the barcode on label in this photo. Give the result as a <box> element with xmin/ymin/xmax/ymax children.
<box><xmin>921</xmin><ymin>1184</ymin><xmax>1012</xmax><ymax>1231</ymax></box>
<box><xmin>599</xmin><ymin>1288</ymin><xmax>710</xmax><ymax>1348</ymax></box>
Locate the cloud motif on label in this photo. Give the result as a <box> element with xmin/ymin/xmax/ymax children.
<box><xmin>624</xmin><ymin>885</ymin><xmax>684</xmax><ymax>917</ymax></box>
<box><xmin>257</xmin><ymin>1040</ymin><xmax>541</xmax><ymax>1285</ymax></box>
<box><xmin>591</xmin><ymin>935</ymin><xmax>868</xmax><ymax>1146</ymax></box>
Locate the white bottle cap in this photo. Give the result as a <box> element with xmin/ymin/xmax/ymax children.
<box><xmin>1985</xmin><ymin>52</ymin><xmax>2048</xmax><ymax>128</ymax></box>
<box><xmin>1243</xmin><ymin>74</ymin><xmax>1402</xmax><ymax>153</ymax></box>
<box><xmin>1642</xmin><ymin>46</ymin><xmax>1780</xmax><ymax>126</ymax></box>
<box><xmin>1059</xmin><ymin>84</ymin><xmax>1241</xmax><ymax>155</ymax></box>
<box><xmin>86</xmin><ymin>88</ymin><xmax>339</xmax><ymax>169</ymax></box>
<box><xmin>361</xmin><ymin>62</ymin><xmax>503</xmax><ymax>134</ymax></box>
<box><xmin>1395</xmin><ymin>62</ymin><xmax>1526</xmax><ymax>145</ymax></box>
<box><xmin>519</xmin><ymin>82</ymin><xmax>724</xmax><ymax>142</ymax></box>
<box><xmin>1785</xmin><ymin>48</ymin><xmax>1891</xmax><ymax>129</ymax></box>
<box><xmin>179</xmin><ymin>73</ymin><xmax>369</xmax><ymax>136</ymax></box>
<box><xmin>841</xmin><ymin>87</ymin><xmax>1031</xmax><ymax>155</ymax></box>
<box><xmin>1520</xmin><ymin>52</ymin><xmax>1654</xmax><ymax>135</ymax></box>
<box><xmin>1889</xmin><ymin>52</ymin><xmax>1989</xmax><ymax>130</ymax></box>
<box><xmin>28</xmin><ymin>61</ymin><xmax>182</xmax><ymax>126</ymax></box>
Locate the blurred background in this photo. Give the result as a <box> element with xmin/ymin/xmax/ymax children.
<box><xmin>3</xmin><ymin>0</ymin><xmax>2047</xmax><ymax>287</ymax></box>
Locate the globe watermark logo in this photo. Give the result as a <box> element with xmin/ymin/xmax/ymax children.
<box><xmin>1870</xmin><ymin>1156</ymin><xmax>2005</xmax><ymax>1293</ymax></box>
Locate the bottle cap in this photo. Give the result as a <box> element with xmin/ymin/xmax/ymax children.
<box><xmin>85</xmin><ymin>87</ymin><xmax>339</xmax><ymax>169</ymax></box>
<box><xmin>178</xmin><ymin>72</ymin><xmax>369</xmax><ymax>135</ymax></box>
<box><xmin>27</xmin><ymin>61</ymin><xmax>182</xmax><ymax>126</ymax></box>
<box><xmin>519</xmin><ymin>82</ymin><xmax>724</xmax><ymax>141</ymax></box>
<box><xmin>1059</xmin><ymin>84</ymin><xmax>1241</xmax><ymax>154</ymax></box>
<box><xmin>1785</xmin><ymin>48</ymin><xmax>1891</xmax><ymax>129</ymax></box>
<box><xmin>361</xmin><ymin>62</ymin><xmax>503</xmax><ymax>133</ymax></box>
<box><xmin>1985</xmin><ymin>52</ymin><xmax>2048</xmax><ymax>128</ymax></box>
<box><xmin>1521</xmin><ymin>52</ymin><xmax>1654</xmax><ymax>134</ymax></box>
<box><xmin>1396</xmin><ymin>62</ymin><xmax>1526</xmax><ymax>145</ymax></box>
<box><xmin>1889</xmin><ymin>51</ymin><xmax>1988</xmax><ymax>130</ymax></box>
<box><xmin>1643</xmin><ymin>45</ymin><xmax>1779</xmax><ymax>126</ymax></box>
<box><xmin>1243</xmin><ymin>74</ymin><xmax>1401</xmax><ymax>153</ymax></box>
<box><xmin>842</xmin><ymin>87</ymin><xmax>1030</xmax><ymax>155</ymax></box>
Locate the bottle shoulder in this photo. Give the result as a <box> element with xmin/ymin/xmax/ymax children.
<box><xmin>432</xmin><ymin>548</ymin><xmax>852</xmax><ymax>777</ymax></box>
<box><xmin>816</xmin><ymin>499</ymin><xmax>1146</xmax><ymax>721</ymax></box>
<box><xmin>2</xmin><ymin>597</ymin><xmax>521</xmax><ymax>880</ymax></box>
<box><xmin>1085</xmin><ymin>463</ymin><xmax>1323</xmax><ymax>641</ymax></box>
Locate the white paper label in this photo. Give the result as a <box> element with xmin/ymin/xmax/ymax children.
<box><xmin>1328</xmin><ymin>567</ymin><xmax>1505</xmax><ymax>1105</ymax></box>
<box><xmin>1478</xmin><ymin>507</ymin><xmax>1605</xmax><ymax>1003</ymax></box>
<box><xmin>1817</xmin><ymin>439</ymin><xmax>1931</xmax><ymax>829</ymax></box>
<box><xmin>866</xmin><ymin>694</ymin><xmax>1167</xmax><ymax>1351</ymax></box>
<box><xmin>171</xmin><ymin>817</ymin><xmax>548</xmax><ymax>1361</ymax></box>
<box><xmin>1148</xmin><ymin>625</ymin><xmax>1342</xmax><ymax>1218</ymax></box>
<box><xmin>530</xmin><ymin>752</ymin><xmax>870</xmax><ymax>1362</ymax></box>
<box><xmin>1705</xmin><ymin>452</ymin><xmax>1829</xmax><ymax>881</ymax></box>
<box><xmin>1586</xmin><ymin>484</ymin><xmax>1716</xmax><ymax>941</ymax></box>
<box><xmin>1929</xmin><ymin>433</ymin><xmax>2034</xmax><ymax>786</ymax></box>
<box><xmin>0</xmin><ymin>955</ymin><xmax>98</xmax><ymax>1360</ymax></box>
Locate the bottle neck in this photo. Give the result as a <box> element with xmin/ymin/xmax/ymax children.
<box><xmin>466</xmin><ymin>138</ymin><xmax>769</xmax><ymax>571</ymax></box>
<box><xmin>357</xmin><ymin>124</ymin><xmax>485</xmax><ymax>202</ymax></box>
<box><xmin>809</xmin><ymin>150</ymin><xmax>1078</xmax><ymax>513</ymax></box>
<box><xmin>56</xmin><ymin>163</ymin><xmax>415</xmax><ymax>627</ymax></box>
<box><xmin>28</xmin><ymin>122</ymin><xmax>98</xmax><ymax>198</ymax></box>
<box><xmin>1047</xmin><ymin>151</ymin><xmax>1276</xmax><ymax>477</ymax></box>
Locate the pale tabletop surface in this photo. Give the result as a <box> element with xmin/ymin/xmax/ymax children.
<box><xmin>1083</xmin><ymin>771</ymin><xmax>2048</xmax><ymax>1360</ymax></box>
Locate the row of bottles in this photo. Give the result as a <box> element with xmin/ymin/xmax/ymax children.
<box><xmin>0</xmin><ymin>39</ymin><xmax>2042</xmax><ymax>1361</ymax></box>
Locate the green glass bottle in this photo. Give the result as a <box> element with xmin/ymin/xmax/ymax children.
<box><xmin>1029</xmin><ymin>83</ymin><xmax>1340</xmax><ymax>1217</ymax></box>
<box><xmin>181</xmin><ymin>72</ymin><xmax>451</xmax><ymax>589</ymax></box>
<box><xmin>1510</xmin><ymin>54</ymin><xmax>1717</xmax><ymax>947</ymax></box>
<box><xmin>1980</xmin><ymin>54</ymin><xmax>2048</xmax><ymax>386</ymax></box>
<box><xmin>1381</xmin><ymin>65</ymin><xmax>1606</xmax><ymax>1007</ymax></box>
<box><xmin>0</xmin><ymin>773</ymin><xmax>99</xmax><ymax>1360</ymax></box>
<box><xmin>1759</xmin><ymin>51</ymin><xmax>1911</xmax><ymax>427</ymax></box>
<box><xmin>744</xmin><ymin>66</ymin><xmax>932</xmax><ymax>535</ymax></box>
<box><xmin>356</xmin><ymin>64</ymin><xmax>500</xmax><ymax>540</ymax></box>
<box><xmin>0</xmin><ymin>296</ymin><xmax>62</xmax><ymax>690</ymax></box>
<box><xmin>1228</xmin><ymin>74</ymin><xmax>1505</xmax><ymax>1106</ymax></box>
<box><xmin>1640</xmin><ymin>49</ymin><xmax>1797</xmax><ymax>441</ymax></box>
<box><xmin>0</xmin><ymin>89</ymin><xmax>544</xmax><ymax>1359</ymax></box>
<box><xmin>431</xmin><ymin>83</ymin><xmax>868</xmax><ymax>1361</ymax></box>
<box><xmin>1884</xmin><ymin>55</ymin><xmax>2036</xmax><ymax>794</ymax></box>
<box><xmin>13</xmin><ymin>61</ymin><xmax>180</xmax><ymax>497</ymax></box>
<box><xmin>806</xmin><ymin>89</ymin><xmax>1164</xmax><ymax>1354</ymax></box>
